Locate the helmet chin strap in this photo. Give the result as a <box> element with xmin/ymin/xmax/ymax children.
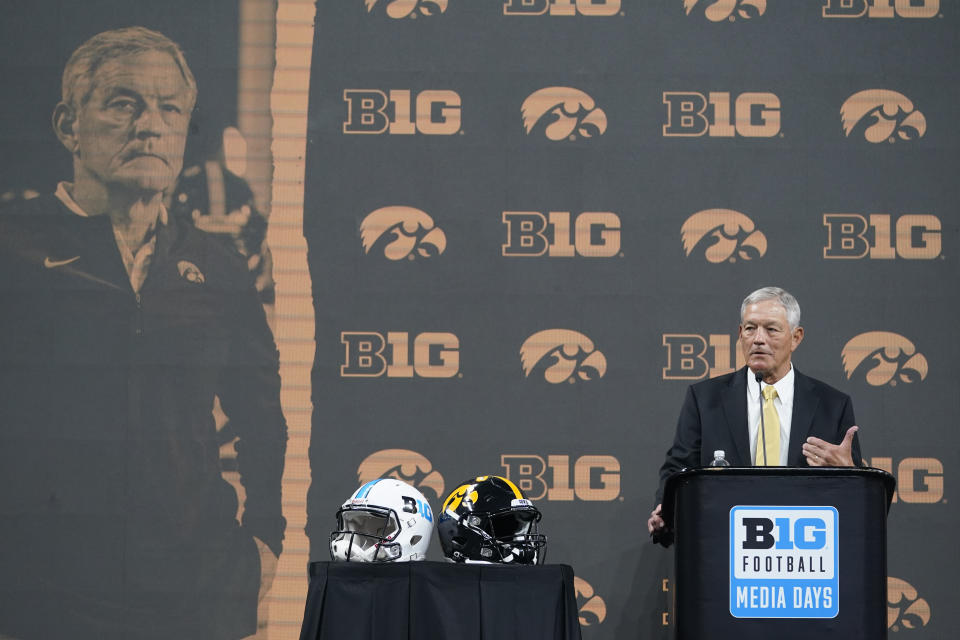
<box><xmin>332</xmin><ymin>532</ymin><xmax>399</xmax><ymax>562</ymax></box>
<box><xmin>350</xmin><ymin>544</ymin><xmax>381</xmax><ymax>562</ymax></box>
<box><xmin>502</xmin><ymin>545</ymin><xmax>534</xmax><ymax>563</ymax></box>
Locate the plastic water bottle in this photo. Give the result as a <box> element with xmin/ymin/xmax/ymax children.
<box><xmin>709</xmin><ymin>450</ymin><xmax>730</xmax><ymax>467</ymax></box>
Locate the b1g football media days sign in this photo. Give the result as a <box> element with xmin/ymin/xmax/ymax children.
<box><xmin>730</xmin><ymin>506</ymin><xmax>839</xmax><ymax>618</ymax></box>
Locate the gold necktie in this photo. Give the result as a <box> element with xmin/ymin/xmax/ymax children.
<box><xmin>755</xmin><ymin>385</ymin><xmax>780</xmax><ymax>466</ymax></box>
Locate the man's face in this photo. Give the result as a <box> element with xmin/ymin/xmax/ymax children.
<box><xmin>72</xmin><ymin>50</ymin><xmax>192</xmax><ymax>194</ymax></box>
<box><xmin>738</xmin><ymin>299</ymin><xmax>803</xmax><ymax>383</ymax></box>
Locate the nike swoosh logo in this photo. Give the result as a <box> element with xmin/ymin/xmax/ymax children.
<box><xmin>43</xmin><ymin>256</ymin><xmax>81</xmax><ymax>269</ymax></box>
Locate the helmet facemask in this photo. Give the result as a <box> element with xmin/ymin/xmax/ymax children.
<box><xmin>330</xmin><ymin>506</ymin><xmax>404</xmax><ymax>562</ymax></box>
<box><xmin>471</xmin><ymin>506</ymin><xmax>547</xmax><ymax>564</ymax></box>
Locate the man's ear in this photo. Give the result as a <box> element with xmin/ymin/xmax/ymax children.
<box><xmin>52</xmin><ymin>102</ymin><xmax>79</xmax><ymax>154</ymax></box>
<box><xmin>791</xmin><ymin>326</ymin><xmax>804</xmax><ymax>351</ymax></box>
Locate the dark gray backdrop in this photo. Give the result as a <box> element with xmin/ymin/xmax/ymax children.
<box><xmin>304</xmin><ymin>2</ymin><xmax>957</xmax><ymax>638</ymax></box>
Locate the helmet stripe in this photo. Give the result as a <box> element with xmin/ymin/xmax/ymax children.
<box><xmin>354</xmin><ymin>479</ymin><xmax>381</xmax><ymax>499</ymax></box>
<box><xmin>497</xmin><ymin>475</ymin><xmax>524</xmax><ymax>499</ymax></box>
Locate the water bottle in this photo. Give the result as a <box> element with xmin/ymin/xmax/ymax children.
<box><xmin>709</xmin><ymin>450</ymin><xmax>730</xmax><ymax>467</ymax></box>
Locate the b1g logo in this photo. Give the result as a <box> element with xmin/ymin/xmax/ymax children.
<box><xmin>401</xmin><ymin>494</ymin><xmax>434</xmax><ymax>521</ymax></box>
<box><xmin>502</xmin><ymin>211</ymin><xmax>621</xmax><ymax>257</ymax></box>
<box><xmin>500</xmin><ymin>455</ymin><xmax>620</xmax><ymax>501</ymax></box>
<box><xmin>683</xmin><ymin>0</ymin><xmax>766</xmax><ymax>21</ymax></box>
<box><xmin>841</xmin><ymin>332</ymin><xmax>927</xmax><ymax>386</ymax></box>
<box><xmin>840</xmin><ymin>90</ymin><xmax>926</xmax><ymax>143</ymax></box>
<box><xmin>503</xmin><ymin>0</ymin><xmax>621</xmax><ymax>16</ymax></box>
<box><xmin>887</xmin><ymin>577</ymin><xmax>931</xmax><ymax>631</ymax></box>
<box><xmin>662</xmin><ymin>333</ymin><xmax>744</xmax><ymax>380</ymax></box>
<box><xmin>361</xmin><ymin>207</ymin><xmax>447</xmax><ymax>260</ymax></box>
<box><xmin>522</xmin><ymin>87</ymin><xmax>608</xmax><ymax>141</ymax></box>
<box><xmin>357</xmin><ymin>449</ymin><xmax>446</xmax><ymax>500</ymax></box>
<box><xmin>823</xmin><ymin>214</ymin><xmax>941</xmax><ymax>259</ymax></box>
<box><xmin>574</xmin><ymin>576</ymin><xmax>607</xmax><ymax>626</ymax></box>
<box><xmin>520</xmin><ymin>329</ymin><xmax>607</xmax><ymax>383</ymax></box>
<box><xmin>731</xmin><ymin>507</ymin><xmax>838</xmax><ymax>619</ymax></box>
<box><xmin>341</xmin><ymin>332</ymin><xmax>460</xmax><ymax>378</ymax></box>
<box><xmin>364</xmin><ymin>0</ymin><xmax>448</xmax><ymax>19</ymax></box>
<box><xmin>681</xmin><ymin>210</ymin><xmax>767</xmax><ymax>263</ymax></box>
<box><xmin>663</xmin><ymin>92</ymin><xmax>780</xmax><ymax>137</ymax></box>
<box><xmin>869</xmin><ymin>457</ymin><xmax>943</xmax><ymax>504</ymax></box>
<box><xmin>823</xmin><ymin>0</ymin><xmax>940</xmax><ymax>19</ymax></box>
<box><xmin>343</xmin><ymin>89</ymin><xmax>461</xmax><ymax>135</ymax></box>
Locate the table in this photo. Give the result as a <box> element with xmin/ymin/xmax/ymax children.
<box><xmin>298</xmin><ymin>561</ymin><xmax>582</xmax><ymax>640</ymax></box>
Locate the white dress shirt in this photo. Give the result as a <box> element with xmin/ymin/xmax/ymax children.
<box><xmin>745</xmin><ymin>365</ymin><xmax>794</xmax><ymax>465</ymax></box>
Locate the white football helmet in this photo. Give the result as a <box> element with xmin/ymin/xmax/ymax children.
<box><xmin>330</xmin><ymin>478</ymin><xmax>435</xmax><ymax>562</ymax></box>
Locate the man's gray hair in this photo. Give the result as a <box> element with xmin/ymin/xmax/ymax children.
<box><xmin>740</xmin><ymin>287</ymin><xmax>801</xmax><ymax>330</ymax></box>
<box><xmin>61</xmin><ymin>26</ymin><xmax>197</xmax><ymax>111</ymax></box>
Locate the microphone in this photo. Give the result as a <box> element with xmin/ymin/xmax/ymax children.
<box><xmin>755</xmin><ymin>371</ymin><xmax>767</xmax><ymax>466</ymax></box>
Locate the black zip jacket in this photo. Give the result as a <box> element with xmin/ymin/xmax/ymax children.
<box><xmin>0</xmin><ymin>194</ymin><xmax>287</xmax><ymax>639</ymax></box>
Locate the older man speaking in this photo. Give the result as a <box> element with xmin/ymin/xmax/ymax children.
<box><xmin>648</xmin><ymin>287</ymin><xmax>861</xmax><ymax>538</ymax></box>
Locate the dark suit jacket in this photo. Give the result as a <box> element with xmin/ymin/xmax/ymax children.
<box><xmin>655</xmin><ymin>366</ymin><xmax>862</xmax><ymax>504</ymax></box>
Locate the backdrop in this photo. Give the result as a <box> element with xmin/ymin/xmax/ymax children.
<box><xmin>302</xmin><ymin>2</ymin><xmax>956</xmax><ymax>639</ymax></box>
<box><xmin>0</xmin><ymin>2</ymin><xmax>955</xmax><ymax>639</ymax></box>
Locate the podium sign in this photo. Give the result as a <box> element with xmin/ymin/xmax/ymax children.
<box><xmin>730</xmin><ymin>505</ymin><xmax>838</xmax><ymax>618</ymax></box>
<box><xmin>661</xmin><ymin>468</ymin><xmax>894</xmax><ymax>639</ymax></box>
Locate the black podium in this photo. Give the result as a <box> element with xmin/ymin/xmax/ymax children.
<box><xmin>661</xmin><ymin>467</ymin><xmax>895</xmax><ymax>640</ymax></box>
<box><xmin>298</xmin><ymin>561</ymin><xmax>582</xmax><ymax>640</ymax></box>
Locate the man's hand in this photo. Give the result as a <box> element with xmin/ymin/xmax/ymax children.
<box><xmin>648</xmin><ymin>503</ymin><xmax>664</xmax><ymax>536</ymax></box>
<box><xmin>254</xmin><ymin>536</ymin><xmax>278</xmax><ymax>602</ymax></box>
<box><xmin>802</xmin><ymin>426</ymin><xmax>858</xmax><ymax>467</ymax></box>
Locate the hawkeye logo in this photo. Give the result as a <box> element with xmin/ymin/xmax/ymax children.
<box><xmin>364</xmin><ymin>0</ymin><xmax>448</xmax><ymax>19</ymax></box>
<box><xmin>343</xmin><ymin>89</ymin><xmax>461</xmax><ymax>135</ymax></box>
<box><xmin>341</xmin><ymin>332</ymin><xmax>460</xmax><ymax>378</ymax></box>
<box><xmin>841</xmin><ymin>332</ymin><xmax>927</xmax><ymax>386</ymax></box>
<box><xmin>520</xmin><ymin>329</ymin><xmax>607</xmax><ymax>384</ymax></box>
<box><xmin>663</xmin><ymin>92</ymin><xmax>780</xmax><ymax>137</ymax></box>
<box><xmin>683</xmin><ymin>0</ymin><xmax>766</xmax><ymax>21</ymax></box>
<box><xmin>887</xmin><ymin>577</ymin><xmax>931</xmax><ymax>631</ymax></box>
<box><xmin>502</xmin><ymin>211</ymin><xmax>621</xmax><ymax>258</ymax></box>
<box><xmin>574</xmin><ymin>577</ymin><xmax>608</xmax><ymax>626</ymax></box>
<box><xmin>841</xmin><ymin>90</ymin><xmax>926</xmax><ymax>143</ymax></box>
<box><xmin>682</xmin><ymin>210</ymin><xmax>767</xmax><ymax>263</ymax></box>
<box><xmin>361</xmin><ymin>207</ymin><xmax>446</xmax><ymax>260</ymax></box>
<box><xmin>869</xmin><ymin>457</ymin><xmax>943</xmax><ymax>504</ymax></box>
<box><xmin>501</xmin><ymin>455</ymin><xmax>620</xmax><ymax>501</ymax></box>
<box><xmin>522</xmin><ymin>87</ymin><xmax>607</xmax><ymax>141</ymax></box>
<box><xmin>503</xmin><ymin>0</ymin><xmax>621</xmax><ymax>16</ymax></box>
<box><xmin>358</xmin><ymin>449</ymin><xmax>445</xmax><ymax>500</ymax></box>
<box><xmin>663</xmin><ymin>333</ymin><xmax>743</xmax><ymax>380</ymax></box>
<box><xmin>823</xmin><ymin>214</ymin><xmax>941</xmax><ymax>260</ymax></box>
<box><xmin>823</xmin><ymin>0</ymin><xmax>940</xmax><ymax>19</ymax></box>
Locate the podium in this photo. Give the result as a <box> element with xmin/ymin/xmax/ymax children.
<box><xmin>660</xmin><ymin>467</ymin><xmax>895</xmax><ymax>640</ymax></box>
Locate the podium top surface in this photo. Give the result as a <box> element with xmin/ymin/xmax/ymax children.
<box><xmin>661</xmin><ymin>466</ymin><xmax>896</xmax><ymax>523</ymax></box>
<box><xmin>665</xmin><ymin>464</ymin><xmax>895</xmax><ymax>482</ymax></box>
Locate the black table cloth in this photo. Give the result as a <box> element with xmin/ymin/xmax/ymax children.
<box><xmin>298</xmin><ymin>561</ymin><xmax>582</xmax><ymax>640</ymax></box>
